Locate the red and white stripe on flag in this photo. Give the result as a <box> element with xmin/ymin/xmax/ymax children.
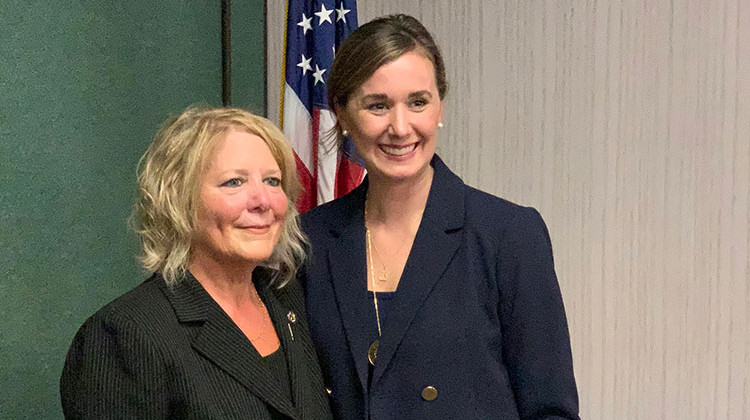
<box><xmin>281</xmin><ymin>0</ymin><xmax>364</xmax><ymax>213</ymax></box>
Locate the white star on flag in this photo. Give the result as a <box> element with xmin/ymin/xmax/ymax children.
<box><xmin>312</xmin><ymin>64</ymin><xmax>326</xmax><ymax>85</ymax></box>
<box><xmin>336</xmin><ymin>4</ymin><xmax>350</xmax><ymax>22</ymax></box>
<box><xmin>297</xmin><ymin>13</ymin><xmax>312</xmax><ymax>34</ymax></box>
<box><xmin>297</xmin><ymin>54</ymin><xmax>312</xmax><ymax>75</ymax></box>
<box><xmin>315</xmin><ymin>4</ymin><xmax>333</xmax><ymax>26</ymax></box>
<box><xmin>282</xmin><ymin>0</ymin><xmax>364</xmax><ymax>212</ymax></box>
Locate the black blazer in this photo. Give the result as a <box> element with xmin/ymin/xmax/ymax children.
<box><xmin>60</xmin><ymin>269</ymin><xmax>332</xmax><ymax>420</ymax></box>
<box><xmin>300</xmin><ymin>155</ymin><xmax>579</xmax><ymax>419</ymax></box>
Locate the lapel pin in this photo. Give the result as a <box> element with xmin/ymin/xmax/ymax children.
<box><xmin>287</xmin><ymin>311</ymin><xmax>296</xmax><ymax>341</ymax></box>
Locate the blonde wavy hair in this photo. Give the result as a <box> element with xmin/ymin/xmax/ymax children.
<box><xmin>131</xmin><ymin>107</ymin><xmax>307</xmax><ymax>287</ymax></box>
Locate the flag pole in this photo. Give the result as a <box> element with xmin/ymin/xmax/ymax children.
<box><xmin>221</xmin><ymin>0</ymin><xmax>232</xmax><ymax>106</ymax></box>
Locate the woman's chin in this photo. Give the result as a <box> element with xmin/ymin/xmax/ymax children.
<box><xmin>370</xmin><ymin>157</ymin><xmax>433</xmax><ymax>184</ymax></box>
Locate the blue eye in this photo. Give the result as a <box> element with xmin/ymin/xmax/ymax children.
<box><xmin>367</xmin><ymin>103</ymin><xmax>388</xmax><ymax>112</ymax></box>
<box><xmin>264</xmin><ymin>177</ymin><xmax>282</xmax><ymax>187</ymax></box>
<box><xmin>221</xmin><ymin>178</ymin><xmax>244</xmax><ymax>187</ymax></box>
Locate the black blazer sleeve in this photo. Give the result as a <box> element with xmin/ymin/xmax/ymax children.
<box><xmin>497</xmin><ymin>207</ymin><xmax>579</xmax><ymax>419</ymax></box>
<box><xmin>61</xmin><ymin>308</ymin><xmax>169</xmax><ymax>419</ymax></box>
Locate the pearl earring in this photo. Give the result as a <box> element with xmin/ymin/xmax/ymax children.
<box><xmin>342</xmin><ymin>129</ymin><xmax>349</xmax><ymax>137</ymax></box>
<box><xmin>437</xmin><ymin>122</ymin><xmax>444</xmax><ymax>128</ymax></box>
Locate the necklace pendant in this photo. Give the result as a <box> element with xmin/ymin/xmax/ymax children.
<box><xmin>368</xmin><ymin>340</ymin><xmax>380</xmax><ymax>365</ymax></box>
<box><xmin>377</xmin><ymin>267</ymin><xmax>388</xmax><ymax>283</ymax></box>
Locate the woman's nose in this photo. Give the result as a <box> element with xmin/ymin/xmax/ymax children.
<box><xmin>247</xmin><ymin>180</ymin><xmax>271</xmax><ymax>211</ymax></box>
<box><xmin>388</xmin><ymin>105</ymin><xmax>411</xmax><ymax>137</ymax></box>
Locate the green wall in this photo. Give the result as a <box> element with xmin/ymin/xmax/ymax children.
<box><xmin>0</xmin><ymin>1</ymin><xmax>265</xmax><ymax>418</ymax></box>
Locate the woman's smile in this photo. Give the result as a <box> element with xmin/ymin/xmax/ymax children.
<box><xmin>379</xmin><ymin>141</ymin><xmax>419</xmax><ymax>157</ymax></box>
<box><xmin>237</xmin><ymin>224</ymin><xmax>272</xmax><ymax>234</ymax></box>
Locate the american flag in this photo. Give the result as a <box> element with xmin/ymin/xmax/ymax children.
<box><xmin>281</xmin><ymin>0</ymin><xmax>365</xmax><ymax>213</ymax></box>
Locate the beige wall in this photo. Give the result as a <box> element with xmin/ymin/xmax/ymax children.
<box><xmin>268</xmin><ymin>1</ymin><xmax>750</xmax><ymax>418</ymax></box>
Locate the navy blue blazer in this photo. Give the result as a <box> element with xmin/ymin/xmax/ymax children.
<box><xmin>61</xmin><ymin>269</ymin><xmax>332</xmax><ymax>419</ymax></box>
<box><xmin>300</xmin><ymin>155</ymin><xmax>579</xmax><ymax>419</ymax></box>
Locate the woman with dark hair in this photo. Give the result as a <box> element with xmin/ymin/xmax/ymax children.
<box><xmin>300</xmin><ymin>14</ymin><xmax>579</xmax><ymax>419</ymax></box>
<box><xmin>61</xmin><ymin>107</ymin><xmax>332</xmax><ymax>419</ymax></box>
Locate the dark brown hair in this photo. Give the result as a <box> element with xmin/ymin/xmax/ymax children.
<box><xmin>328</xmin><ymin>14</ymin><xmax>447</xmax><ymax>115</ymax></box>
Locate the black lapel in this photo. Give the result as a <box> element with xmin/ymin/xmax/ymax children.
<box><xmin>160</xmin><ymin>272</ymin><xmax>299</xmax><ymax>419</ymax></box>
<box><xmin>324</xmin><ymin>183</ymin><xmax>374</xmax><ymax>392</ymax></box>
<box><xmin>370</xmin><ymin>156</ymin><xmax>466</xmax><ymax>386</ymax></box>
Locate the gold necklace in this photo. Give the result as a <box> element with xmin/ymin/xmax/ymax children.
<box><xmin>370</xmin><ymin>241</ymin><xmax>390</xmax><ymax>283</ymax></box>
<box><xmin>365</xmin><ymin>205</ymin><xmax>422</xmax><ymax>284</ymax></box>
<box><xmin>365</xmin><ymin>208</ymin><xmax>391</xmax><ymax>284</ymax></box>
<box><xmin>247</xmin><ymin>286</ymin><xmax>269</xmax><ymax>342</ymax></box>
<box><xmin>364</xmin><ymin>206</ymin><xmax>382</xmax><ymax>366</ymax></box>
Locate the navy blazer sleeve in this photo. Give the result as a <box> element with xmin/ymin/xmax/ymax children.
<box><xmin>497</xmin><ymin>207</ymin><xmax>579</xmax><ymax>419</ymax></box>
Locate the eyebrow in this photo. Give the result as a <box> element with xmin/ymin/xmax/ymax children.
<box><xmin>217</xmin><ymin>168</ymin><xmax>282</xmax><ymax>177</ymax></box>
<box><xmin>360</xmin><ymin>93</ymin><xmax>388</xmax><ymax>102</ymax></box>
<box><xmin>408</xmin><ymin>90</ymin><xmax>432</xmax><ymax>100</ymax></box>
<box><xmin>360</xmin><ymin>90</ymin><xmax>433</xmax><ymax>103</ymax></box>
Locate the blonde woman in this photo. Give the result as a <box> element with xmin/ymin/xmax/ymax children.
<box><xmin>61</xmin><ymin>107</ymin><xmax>331</xmax><ymax>419</ymax></box>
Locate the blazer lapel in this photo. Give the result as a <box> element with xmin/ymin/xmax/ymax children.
<box><xmin>371</xmin><ymin>156</ymin><xmax>466</xmax><ymax>386</ymax></box>
<box><xmin>161</xmin><ymin>273</ymin><xmax>299</xmax><ymax>419</ymax></box>
<box><xmin>325</xmin><ymin>184</ymin><xmax>374</xmax><ymax>392</ymax></box>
